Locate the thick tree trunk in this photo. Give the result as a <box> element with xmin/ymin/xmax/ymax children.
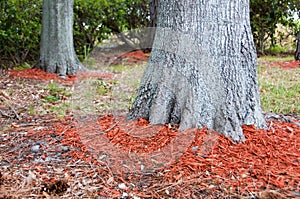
<box><xmin>127</xmin><ymin>0</ymin><xmax>266</xmax><ymax>142</ymax></box>
<box><xmin>295</xmin><ymin>32</ymin><xmax>300</xmax><ymax>60</ymax></box>
<box><xmin>38</xmin><ymin>0</ymin><xmax>85</xmax><ymax>77</ymax></box>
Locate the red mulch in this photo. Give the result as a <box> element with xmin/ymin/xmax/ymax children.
<box><xmin>269</xmin><ymin>60</ymin><xmax>300</xmax><ymax>69</ymax></box>
<box><xmin>2</xmin><ymin>115</ymin><xmax>299</xmax><ymax>198</ymax></box>
<box><xmin>97</xmin><ymin>116</ymin><xmax>300</xmax><ymax>193</ymax></box>
<box><xmin>7</xmin><ymin>68</ymin><xmax>113</xmax><ymax>84</ymax></box>
<box><xmin>112</xmin><ymin>50</ymin><xmax>149</xmax><ymax>65</ymax></box>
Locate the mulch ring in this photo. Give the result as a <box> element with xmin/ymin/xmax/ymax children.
<box><xmin>7</xmin><ymin>68</ymin><xmax>114</xmax><ymax>84</ymax></box>
<box><xmin>1</xmin><ymin>114</ymin><xmax>300</xmax><ymax>198</ymax></box>
<box><xmin>268</xmin><ymin>60</ymin><xmax>300</xmax><ymax>69</ymax></box>
<box><xmin>6</xmin><ymin>50</ymin><xmax>149</xmax><ymax>83</ymax></box>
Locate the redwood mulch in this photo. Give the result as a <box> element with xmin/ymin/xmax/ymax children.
<box><xmin>1</xmin><ymin>115</ymin><xmax>299</xmax><ymax>198</ymax></box>
<box><xmin>7</xmin><ymin>68</ymin><xmax>113</xmax><ymax>84</ymax></box>
<box><xmin>112</xmin><ymin>50</ymin><xmax>150</xmax><ymax>65</ymax></box>
<box><xmin>268</xmin><ymin>60</ymin><xmax>300</xmax><ymax>69</ymax></box>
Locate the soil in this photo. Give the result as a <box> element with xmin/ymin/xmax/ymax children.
<box><xmin>0</xmin><ymin>52</ymin><xmax>300</xmax><ymax>198</ymax></box>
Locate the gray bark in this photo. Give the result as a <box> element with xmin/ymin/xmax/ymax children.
<box><xmin>295</xmin><ymin>32</ymin><xmax>300</xmax><ymax>60</ymax></box>
<box><xmin>147</xmin><ymin>0</ymin><xmax>158</xmax><ymax>50</ymax></box>
<box><xmin>38</xmin><ymin>0</ymin><xmax>85</xmax><ymax>76</ymax></box>
<box><xmin>127</xmin><ymin>0</ymin><xmax>267</xmax><ymax>142</ymax></box>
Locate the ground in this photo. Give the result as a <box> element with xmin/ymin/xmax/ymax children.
<box><xmin>0</xmin><ymin>51</ymin><xmax>300</xmax><ymax>198</ymax></box>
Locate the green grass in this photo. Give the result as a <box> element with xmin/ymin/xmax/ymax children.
<box><xmin>108</xmin><ymin>64</ymin><xmax>132</xmax><ymax>73</ymax></box>
<box><xmin>258</xmin><ymin>58</ymin><xmax>300</xmax><ymax>114</ymax></box>
<box><xmin>38</xmin><ymin>82</ymin><xmax>73</xmax><ymax>116</ymax></box>
<box><xmin>258</xmin><ymin>55</ymin><xmax>294</xmax><ymax>62</ymax></box>
<box><xmin>49</xmin><ymin>102</ymin><xmax>72</xmax><ymax>117</ymax></box>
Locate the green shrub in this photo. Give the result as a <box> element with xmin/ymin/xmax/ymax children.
<box><xmin>267</xmin><ymin>45</ymin><xmax>288</xmax><ymax>54</ymax></box>
<box><xmin>0</xmin><ymin>0</ymin><xmax>42</xmax><ymax>67</ymax></box>
<box><xmin>0</xmin><ymin>0</ymin><xmax>150</xmax><ymax>67</ymax></box>
<box><xmin>73</xmin><ymin>0</ymin><xmax>150</xmax><ymax>61</ymax></box>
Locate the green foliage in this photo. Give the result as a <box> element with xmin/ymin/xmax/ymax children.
<box><xmin>73</xmin><ymin>0</ymin><xmax>150</xmax><ymax>61</ymax></box>
<box><xmin>250</xmin><ymin>0</ymin><xmax>300</xmax><ymax>53</ymax></box>
<box><xmin>267</xmin><ymin>45</ymin><xmax>288</xmax><ymax>54</ymax></box>
<box><xmin>4</xmin><ymin>0</ymin><xmax>299</xmax><ymax>68</ymax></box>
<box><xmin>1</xmin><ymin>0</ymin><xmax>150</xmax><ymax>67</ymax></box>
<box><xmin>0</xmin><ymin>0</ymin><xmax>42</xmax><ymax>67</ymax></box>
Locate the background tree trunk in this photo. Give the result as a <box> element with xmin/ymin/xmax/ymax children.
<box><xmin>295</xmin><ymin>32</ymin><xmax>300</xmax><ymax>60</ymax></box>
<box><xmin>146</xmin><ymin>0</ymin><xmax>158</xmax><ymax>51</ymax></box>
<box><xmin>127</xmin><ymin>0</ymin><xmax>266</xmax><ymax>142</ymax></box>
<box><xmin>38</xmin><ymin>0</ymin><xmax>85</xmax><ymax>77</ymax></box>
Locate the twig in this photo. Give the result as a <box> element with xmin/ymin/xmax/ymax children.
<box><xmin>264</xmin><ymin>112</ymin><xmax>300</xmax><ymax>127</ymax></box>
<box><xmin>0</xmin><ymin>109</ymin><xmax>18</xmax><ymax>119</ymax></box>
<box><xmin>281</xmin><ymin>114</ymin><xmax>300</xmax><ymax>127</ymax></box>
<box><xmin>0</xmin><ymin>94</ymin><xmax>20</xmax><ymax>120</ymax></box>
<box><xmin>10</xmin><ymin>106</ymin><xmax>20</xmax><ymax>120</ymax></box>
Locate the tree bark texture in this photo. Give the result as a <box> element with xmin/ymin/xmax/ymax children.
<box><xmin>146</xmin><ymin>0</ymin><xmax>158</xmax><ymax>50</ymax></box>
<box><xmin>38</xmin><ymin>0</ymin><xmax>84</xmax><ymax>76</ymax></box>
<box><xmin>295</xmin><ymin>32</ymin><xmax>300</xmax><ymax>60</ymax></box>
<box><xmin>127</xmin><ymin>0</ymin><xmax>266</xmax><ymax>142</ymax></box>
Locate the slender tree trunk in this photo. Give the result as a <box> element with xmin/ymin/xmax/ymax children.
<box><xmin>295</xmin><ymin>32</ymin><xmax>300</xmax><ymax>60</ymax></box>
<box><xmin>38</xmin><ymin>0</ymin><xmax>85</xmax><ymax>77</ymax></box>
<box><xmin>127</xmin><ymin>0</ymin><xmax>266</xmax><ymax>142</ymax></box>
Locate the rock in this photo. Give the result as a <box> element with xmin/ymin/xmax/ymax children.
<box><xmin>61</xmin><ymin>146</ymin><xmax>69</xmax><ymax>152</ymax></box>
<box><xmin>30</xmin><ymin>145</ymin><xmax>40</xmax><ymax>153</ymax></box>
<box><xmin>118</xmin><ymin>183</ymin><xmax>127</xmax><ymax>190</ymax></box>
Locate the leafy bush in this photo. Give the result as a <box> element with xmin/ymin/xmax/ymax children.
<box><xmin>0</xmin><ymin>0</ymin><xmax>42</xmax><ymax>67</ymax></box>
<box><xmin>0</xmin><ymin>0</ymin><xmax>150</xmax><ymax>68</ymax></box>
<box><xmin>73</xmin><ymin>0</ymin><xmax>150</xmax><ymax>61</ymax></box>
<box><xmin>2</xmin><ymin>0</ymin><xmax>298</xmax><ymax>68</ymax></box>
<box><xmin>267</xmin><ymin>45</ymin><xmax>288</xmax><ymax>54</ymax></box>
<box><xmin>250</xmin><ymin>0</ymin><xmax>300</xmax><ymax>53</ymax></box>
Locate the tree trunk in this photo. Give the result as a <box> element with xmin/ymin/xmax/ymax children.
<box><xmin>295</xmin><ymin>32</ymin><xmax>300</xmax><ymax>60</ymax></box>
<box><xmin>146</xmin><ymin>0</ymin><xmax>158</xmax><ymax>51</ymax></box>
<box><xmin>38</xmin><ymin>0</ymin><xmax>85</xmax><ymax>77</ymax></box>
<box><xmin>127</xmin><ymin>0</ymin><xmax>267</xmax><ymax>142</ymax></box>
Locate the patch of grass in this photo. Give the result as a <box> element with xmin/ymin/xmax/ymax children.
<box><xmin>13</xmin><ymin>62</ymin><xmax>31</xmax><ymax>70</ymax></box>
<box><xmin>109</xmin><ymin>64</ymin><xmax>145</xmax><ymax>111</ymax></box>
<box><xmin>258</xmin><ymin>64</ymin><xmax>300</xmax><ymax>114</ymax></box>
<box><xmin>83</xmin><ymin>58</ymin><xmax>96</xmax><ymax>70</ymax></box>
<box><xmin>94</xmin><ymin>79</ymin><xmax>116</xmax><ymax>95</ymax></box>
<box><xmin>43</xmin><ymin>94</ymin><xmax>60</xmax><ymax>103</ymax></box>
<box><xmin>47</xmin><ymin>83</ymin><xmax>71</xmax><ymax>96</ymax></box>
<box><xmin>258</xmin><ymin>55</ymin><xmax>294</xmax><ymax>62</ymax></box>
<box><xmin>108</xmin><ymin>64</ymin><xmax>125</xmax><ymax>73</ymax></box>
<box><xmin>41</xmin><ymin>83</ymin><xmax>72</xmax><ymax>104</ymax></box>
<box><xmin>29</xmin><ymin>104</ymin><xmax>35</xmax><ymax>115</ymax></box>
<box><xmin>108</xmin><ymin>63</ymin><xmax>140</xmax><ymax>73</ymax></box>
<box><xmin>49</xmin><ymin>102</ymin><xmax>71</xmax><ymax>117</ymax></box>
